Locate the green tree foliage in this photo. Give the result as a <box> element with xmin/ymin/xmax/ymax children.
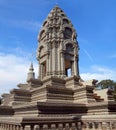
<box><xmin>96</xmin><ymin>79</ymin><xmax>116</xmax><ymax>100</ymax></box>
<box><xmin>96</xmin><ymin>79</ymin><xmax>116</xmax><ymax>89</ymax></box>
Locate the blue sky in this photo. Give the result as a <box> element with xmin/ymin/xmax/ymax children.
<box><xmin>0</xmin><ymin>0</ymin><xmax>116</xmax><ymax>95</ymax></box>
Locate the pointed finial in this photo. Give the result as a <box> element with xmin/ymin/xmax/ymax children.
<box><xmin>29</xmin><ymin>62</ymin><xmax>34</xmax><ymax>72</ymax></box>
<box><xmin>29</xmin><ymin>52</ymin><xmax>35</xmax><ymax>64</ymax></box>
<box><xmin>27</xmin><ymin>62</ymin><xmax>35</xmax><ymax>82</ymax></box>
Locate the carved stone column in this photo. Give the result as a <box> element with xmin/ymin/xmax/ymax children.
<box><xmin>52</xmin><ymin>42</ymin><xmax>56</xmax><ymax>75</ymax></box>
<box><xmin>64</xmin><ymin>123</ymin><xmax>70</xmax><ymax>130</ymax></box>
<box><xmin>71</xmin><ymin>123</ymin><xmax>77</xmax><ymax>130</ymax></box>
<box><xmin>16</xmin><ymin>125</ymin><xmax>20</xmax><ymax>130</ymax></box>
<box><xmin>6</xmin><ymin>124</ymin><xmax>10</xmax><ymax>130</ymax></box>
<box><xmin>82</xmin><ymin>122</ymin><xmax>88</xmax><ymax>130</ymax></box>
<box><xmin>92</xmin><ymin>122</ymin><xmax>95</xmax><ymax>130</ymax></box>
<box><xmin>106</xmin><ymin>122</ymin><xmax>111</xmax><ymax>130</ymax></box>
<box><xmin>102</xmin><ymin>122</ymin><xmax>108</xmax><ymax>130</ymax></box>
<box><xmin>71</xmin><ymin>61</ymin><xmax>74</xmax><ymax>75</ymax></box>
<box><xmin>12</xmin><ymin>125</ymin><xmax>16</xmax><ymax>130</ymax></box>
<box><xmin>50</xmin><ymin>43</ymin><xmax>52</xmax><ymax>75</ymax></box>
<box><xmin>98</xmin><ymin>122</ymin><xmax>102</xmax><ymax>130</ymax></box>
<box><xmin>74</xmin><ymin>56</ymin><xmax>78</xmax><ymax>76</ymax></box>
<box><xmin>21</xmin><ymin>125</ymin><xmax>25</xmax><ymax>130</ymax></box>
<box><xmin>9</xmin><ymin>125</ymin><xmax>13</xmax><ymax>130</ymax></box>
<box><xmin>60</xmin><ymin>52</ymin><xmax>65</xmax><ymax>77</ymax></box>
<box><xmin>46</xmin><ymin>54</ymin><xmax>49</xmax><ymax>76</ymax></box>
<box><xmin>50</xmin><ymin>124</ymin><xmax>56</xmax><ymax>130</ymax></box>
<box><xmin>110</xmin><ymin>122</ymin><xmax>116</xmax><ymax>130</ymax></box>
<box><xmin>42</xmin><ymin>124</ymin><xmax>49</xmax><ymax>130</ymax></box>
<box><xmin>1</xmin><ymin>124</ymin><xmax>4</xmax><ymax>130</ymax></box>
<box><xmin>77</xmin><ymin>122</ymin><xmax>82</xmax><ymax>130</ymax></box>
<box><xmin>58</xmin><ymin>123</ymin><xmax>63</xmax><ymax>130</ymax></box>
<box><xmin>35</xmin><ymin>125</ymin><xmax>40</xmax><ymax>130</ymax></box>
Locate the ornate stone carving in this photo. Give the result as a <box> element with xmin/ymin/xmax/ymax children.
<box><xmin>37</xmin><ymin>5</ymin><xmax>79</xmax><ymax>80</ymax></box>
<box><xmin>0</xmin><ymin>5</ymin><xmax>116</xmax><ymax>130</ymax></box>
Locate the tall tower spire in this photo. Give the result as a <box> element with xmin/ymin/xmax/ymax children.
<box><xmin>37</xmin><ymin>6</ymin><xmax>79</xmax><ymax>80</ymax></box>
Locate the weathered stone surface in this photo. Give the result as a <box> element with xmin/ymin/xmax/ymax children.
<box><xmin>0</xmin><ymin>5</ymin><xmax>116</xmax><ymax>130</ymax></box>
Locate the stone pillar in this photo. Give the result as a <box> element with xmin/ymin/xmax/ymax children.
<box><xmin>35</xmin><ymin>125</ymin><xmax>40</xmax><ymax>130</ymax></box>
<box><xmin>71</xmin><ymin>123</ymin><xmax>77</xmax><ymax>130</ymax></box>
<box><xmin>71</xmin><ymin>61</ymin><xmax>74</xmax><ymax>75</ymax></box>
<box><xmin>86</xmin><ymin>122</ymin><xmax>90</xmax><ymax>130</ymax></box>
<box><xmin>3</xmin><ymin>124</ymin><xmax>5</xmax><ymax>130</ymax></box>
<box><xmin>38</xmin><ymin>61</ymin><xmax>40</xmax><ymax>79</ymax></box>
<box><xmin>14</xmin><ymin>125</ymin><xmax>16</xmax><ymax>130</ymax></box>
<box><xmin>60</xmin><ymin>52</ymin><xmax>65</xmax><ymax>77</ymax></box>
<box><xmin>7</xmin><ymin>124</ymin><xmax>10</xmax><ymax>130</ymax></box>
<box><xmin>82</xmin><ymin>122</ymin><xmax>87</xmax><ymax>130</ymax></box>
<box><xmin>102</xmin><ymin>122</ymin><xmax>108</xmax><ymax>130</ymax></box>
<box><xmin>48</xmin><ymin>49</ymin><xmax>51</xmax><ymax>75</ymax></box>
<box><xmin>74</xmin><ymin>56</ymin><xmax>78</xmax><ymax>76</ymax></box>
<box><xmin>110</xmin><ymin>122</ymin><xmax>116</xmax><ymax>130</ymax></box>
<box><xmin>9</xmin><ymin>125</ymin><xmax>11</xmax><ymax>130</ymax></box>
<box><xmin>50</xmin><ymin>43</ymin><xmax>52</xmax><ymax>75</ymax></box>
<box><xmin>39</xmin><ymin>64</ymin><xmax>42</xmax><ymax>79</ymax></box>
<box><xmin>50</xmin><ymin>124</ymin><xmax>56</xmax><ymax>130</ymax></box>
<box><xmin>2</xmin><ymin>124</ymin><xmax>3</xmax><ymax>130</ymax></box>
<box><xmin>1</xmin><ymin>124</ymin><xmax>3</xmax><ymax>130</ymax></box>
<box><xmin>98</xmin><ymin>122</ymin><xmax>102</xmax><ymax>130</ymax></box>
<box><xmin>5</xmin><ymin>124</ymin><xmax>8</xmax><ymax>130</ymax></box>
<box><xmin>52</xmin><ymin>42</ymin><xmax>56</xmax><ymax>75</ymax></box>
<box><xmin>55</xmin><ymin>45</ymin><xmax>58</xmax><ymax>75</ymax></box>
<box><xmin>92</xmin><ymin>122</ymin><xmax>95</xmax><ymax>130</ymax></box>
<box><xmin>46</xmin><ymin>54</ymin><xmax>49</xmax><ymax>76</ymax></box>
<box><xmin>58</xmin><ymin>46</ymin><xmax>60</xmax><ymax>76</ymax></box>
<box><xmin>58</xmin><ymin>123</ymin><xmax>63</xmax><ymax>130</ymax></box>
<box><xmin>42</xmin><ymin>124</ymin><xmax>49</xmax><ymax>130</ymax></box>
<box><xmin>77</xmin><ymin>122</ymin><xmax>82</xmax><ymax>130</ymax></box>
<box><xmin>106</xmin><ymin>122</ymin><xmax>111</xmax><ymax>130</ymax></box>
<box><xmin>16</xmin><ymin>125</ymin><xmax>20</xmax><ymax>130</ymax></box>
<box><xmin>64</xmin><ymin>123</ymin><xmax>70</xmax><ymax>130</ymax></box>
<box><xmin>21</xmin><ymin>125</ymin><xmax>25</xmax><ymax>130</ymax></box>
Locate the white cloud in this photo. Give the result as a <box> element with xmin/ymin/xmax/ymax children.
<box><xmin>80</xmin><ymin>65</ymin><xmax>116</xmax><ymax>81</ymax></box>
<box><xmin>0</xmin><ymin>53</ymin><xmax>38</xmax><ymax>96</ymax></box>
<box><xmin>0</xmin><ymin>53</ymin><xmax>116</xmax><ymax>97</ymax></box>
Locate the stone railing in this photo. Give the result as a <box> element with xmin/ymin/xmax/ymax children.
<box><xmin>0</xmin><ymin>121</ymin><xmax>116</xmax><ymax>130</ymax></box>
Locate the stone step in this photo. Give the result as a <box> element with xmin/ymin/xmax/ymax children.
<box><xmin>93</xmin><ymin>93</ymin><xmax>104</xmax><ymax>102</ymax></box>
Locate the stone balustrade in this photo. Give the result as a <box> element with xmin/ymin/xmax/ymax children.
<box><xmin>0</xmin><ymin>121</ymin><xmax>115</xmax><ymax>130</ymax></box>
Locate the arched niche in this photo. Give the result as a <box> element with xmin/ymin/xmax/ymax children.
<box><xmin>65</xmin><ymin>43</ymin><xmax>74</xmax><ymax>53</ymax></box>
<box><xmin>39</xmin><ymin>30</ymin><xmax>45</xmax><ymax>40</ymax></box>
<box><xmin>64</xmin><ymin>27</ymin><xmax>72</xmax><ymax>39</ymax></box>
<box><xmin>61</xmin><ymin>13</ymin><xmax>66</xmax><ymax>17</ymax></box>
<box><xmin>63</xmin><ymin>19</ymin><xmax>69</xmax><ymax>24</ymax></box>
<box><xmin>43</xmin><ymin>21</ymin><xmax>47</xmax><ymax>26</ymax></box>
